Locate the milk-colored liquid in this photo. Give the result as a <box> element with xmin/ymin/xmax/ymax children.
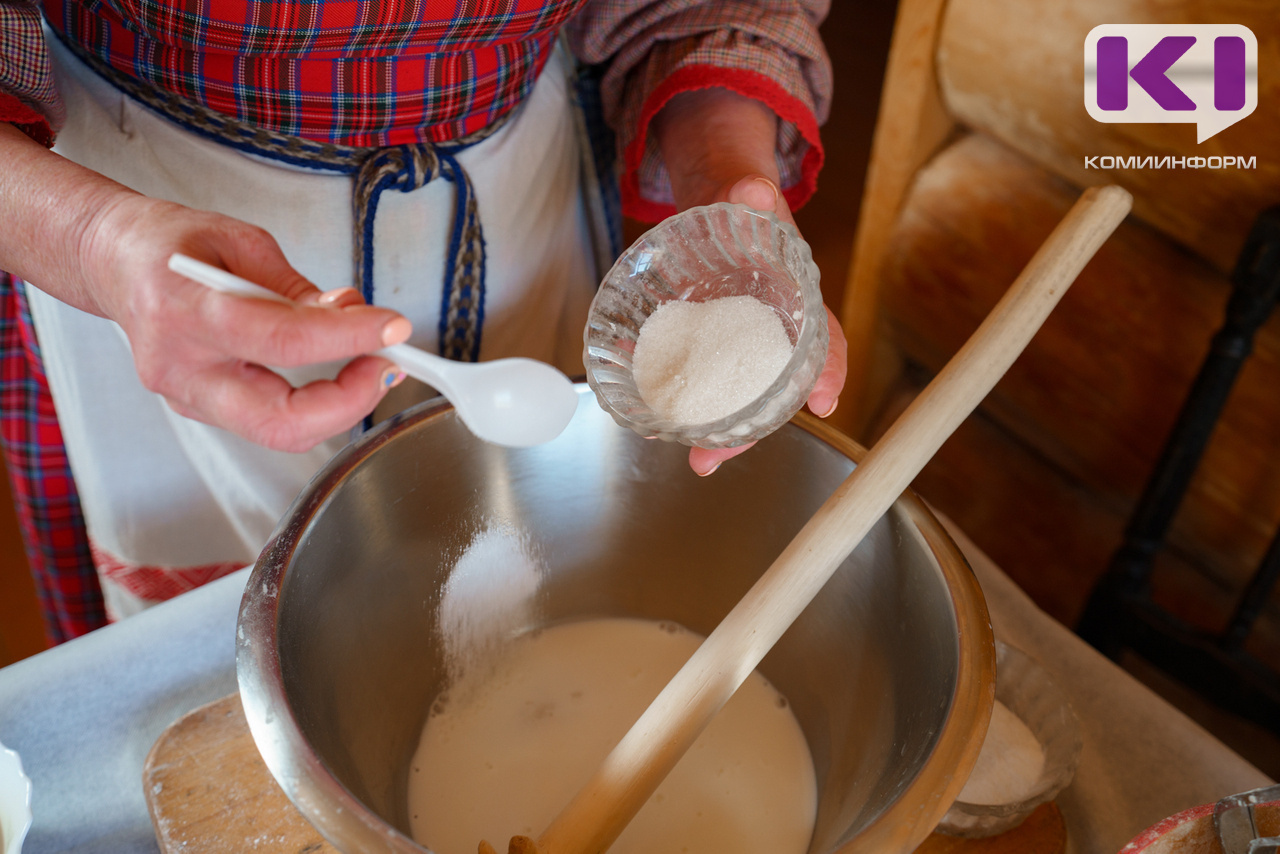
<box><xmin>408</xmin><ymin>618</ymin><xmax>817</xmax><ymax>854</ymax></box>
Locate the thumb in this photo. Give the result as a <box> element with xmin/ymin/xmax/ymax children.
<box><xmin>195</xmin><ymin>226</ymin><xmax>325</xmax><ymax>304</ymax></box>
<box><xmin>725</xmin><ymin>175</ymin><xmax>794</xmax><ymax>226</ymax></box>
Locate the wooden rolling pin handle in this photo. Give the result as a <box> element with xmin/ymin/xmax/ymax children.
<box><xmin>525</xmin><ymin>184</ymin><xmax>1133</xmax><ymax>854</ymax></box>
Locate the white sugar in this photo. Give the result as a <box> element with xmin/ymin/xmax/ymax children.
<box><xmin>632</xmin><ymin>295</ymin><xmax>793</xmax><ymax>425</ymax></box>
<box><xmin>438</xmin><ymin>524</ymin><xmax>543</xmax><ymax>686</ymax></box>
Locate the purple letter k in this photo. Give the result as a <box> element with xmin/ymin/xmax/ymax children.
<box><xmin>1130</xmin><ymin>36</ymin><xmax>1197</xmax><ymax>110</ymax></box>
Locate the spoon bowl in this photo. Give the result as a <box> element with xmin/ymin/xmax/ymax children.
<box><xmin>168</xmin><ymin>254</ymin><xmax>577</xmax><ymax>447</ymax></box>
<box><xmin>378</xmin><ymin>345</ymin><xmax>578</xmax><ymax>447</ymax></box>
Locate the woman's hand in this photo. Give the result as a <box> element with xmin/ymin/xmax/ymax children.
<box><xmin>0</xmin><ymin>122</ymin><xmax>409</xmax><ymax>452</ymax></box>
<box><xmin>652</xmin><ymin>88</ymin><xmax>848</xmax><ymax>475</ymax></box>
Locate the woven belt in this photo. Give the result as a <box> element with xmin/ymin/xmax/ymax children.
<box><xmin>56</xmin><ymin>34</ymin><xmax>507</xmax><ymax>363</ymax></box>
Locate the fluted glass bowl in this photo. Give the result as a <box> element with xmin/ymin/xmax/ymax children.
<box><xmin>937</xmin><ymin>641</ymin><xmax>1082</xmax><ymax>838</ymax></box>
<box><xmin>584</xmin><ymin>203</ymin><xmax>827</xmax><ymax>448</ymax></box>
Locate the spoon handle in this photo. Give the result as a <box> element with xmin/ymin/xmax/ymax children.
<box><xmin>374</xmin><ymin>343</ymin><xmax>454</xmax><ymax>397</ymax></box>
<box><xmin>166</xmin><ymin>254</ymin><xmax>451</xmax><ymax>390</ymax></box>
<box><xmin>168</xmin><ymin>253</ymin><xmax>293</xmax><ymax>304</ymax></box>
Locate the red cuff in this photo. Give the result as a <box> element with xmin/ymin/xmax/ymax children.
<box><xmin>622</xmin><ymin>63</ymin><xmax>824</xmax><ymax>223</ymax></box>
<box><xmin>0</xmin><ymin>91</ymin><xmax>55</xmax><ymax>148</ymax></box>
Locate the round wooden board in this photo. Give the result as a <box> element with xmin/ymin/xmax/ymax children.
<box><xmin>912</xmin><ymin>803</ymin><xmax>1067</xmax><ymax>854</ymax></box>
<box><xmin>144</xmin><ymin>693</ymin><xmax>1066</xmax><ymax>854</ymax></box>
<box><xmin>143</xmin><ymin>693</ymin><xmax>338</xmax><ymax>853</ymax></box>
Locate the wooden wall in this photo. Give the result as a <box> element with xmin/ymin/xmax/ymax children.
<box><xmin>866</xmin><ymin>135</ymin><xmax>1280</xmax><ymax>654</ymax></box>
<box><xmin>845</xmin><ymin>0</ymin><xmax>1280</xmax><ymax>665</ymax></box>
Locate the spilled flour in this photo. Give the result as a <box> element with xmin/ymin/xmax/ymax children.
<box><xmin>438</xmin><ymin>523</ymin><xmax>544</xmax><ymax>685</ymax></box>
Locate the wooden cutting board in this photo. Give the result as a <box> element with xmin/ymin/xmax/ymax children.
<box><xmin>143</xmin><ymin>694</ymin><xmax>1066</xmax><ymax>854</ymax></box>
<box><xmin>144</xmin><ymin>693</ymin><xmax>337</xmax><ymax>853</ymax></box>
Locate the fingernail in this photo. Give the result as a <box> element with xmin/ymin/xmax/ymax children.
<box><xmin>381</xmin><ymin>317</ymin><xmax>412</xmax><ymax>346</ymax></box>
<box><xmin>814</xmin><ymin>396</ymin><xmax>839</xmax><ymax>418</ymax></box>
<box><xmin>696</xmin><ymin>461</ymin><xmax>722</xmax><ymax>477</ymax></box>
<box><xmin>381</xmin><ymin>367</ymin><xmax>406</xmax><ymax>389</ymax></box>
<box><xmin>317</xmin><ymin>287</ymin><xmax>359</xmax><ymax>306</ymax></box>
<box><xmin>747</xmin><ymin>177</ymin><xmax>779</xmax><ymax>211</ymax></box>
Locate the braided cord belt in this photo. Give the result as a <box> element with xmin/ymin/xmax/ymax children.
<box><xmin>57</xmin><ymin>35</ymin><xmax>507</xmax><ymax>362</ymax></box>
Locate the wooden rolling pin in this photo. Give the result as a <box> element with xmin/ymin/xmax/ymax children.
<box><xmin>483</xmin><ymin>184</ymin><xmax>1133</xmax><ymax>854</ymax></box>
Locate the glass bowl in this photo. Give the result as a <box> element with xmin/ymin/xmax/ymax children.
<box><xmin>937</xmin><ymin>640</ymin><xmax>1082</xmax><ymax>838</ymax></box>
<box><xmin>0</xmin><ymin>741</ymin><xmax>31</xmax><ymax>854</ymax></box>
<box><xmin>583</xmin><ymin>202</ymin><xmax>827</xmax><ymax>448</ymax></box>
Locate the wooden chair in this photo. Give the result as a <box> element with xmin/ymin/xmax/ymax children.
<box><xmin>833</xmin><ymin>0</ymin><xmax>1280</xmax><ymax>727</ymax></box>
<box><xmin>1076</xmin><ymin>207</ymin><xmax>1280</xmax><ymax>731</ymax></box>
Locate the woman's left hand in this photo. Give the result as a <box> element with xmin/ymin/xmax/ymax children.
<box><xmin>652</xmin><ymin>88</ymin><xmax>848</xmax><ymax>476</ymax></box>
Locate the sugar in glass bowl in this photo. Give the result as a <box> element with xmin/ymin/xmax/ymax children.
<box><xmin>584</xmin><ymin>202</ymin><xmax>827</xmax><ymax>448</ymax></box>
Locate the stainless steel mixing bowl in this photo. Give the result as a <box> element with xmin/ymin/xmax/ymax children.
<box><xmin>237</xmin><ymin>386</ymin><xmax>994</xmax><ymax>854</ymax></box>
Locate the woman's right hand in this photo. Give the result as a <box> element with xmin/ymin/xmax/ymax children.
<box><xmin>85</xmin><ymin>194</ymin><xmax>413</xmax><ymax>451</ymax></box>
<box><xmin>1</xmin><ymin>122</ymin><xmax>410</xmax><ymax>452</ymax></box>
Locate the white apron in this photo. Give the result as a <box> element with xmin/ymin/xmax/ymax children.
<box><xmin>28</xmin><ymin>35</ymin><xmax>598</xmax><ymax>619</ymax></box>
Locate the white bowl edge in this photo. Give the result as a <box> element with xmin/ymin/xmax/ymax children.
<box><xmin>0</xmin><ymin>742</ymin><xmax>32</xmax><ymax>854</ymax></box>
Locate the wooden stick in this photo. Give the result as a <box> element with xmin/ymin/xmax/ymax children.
<box><xmin>515</xmin><ymin>185</ymin><xmax>1132</xmax><ymax>854</ymax></box>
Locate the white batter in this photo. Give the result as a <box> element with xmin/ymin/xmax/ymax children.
<box><xmin>408</xmin><ymin>618</ymin><xmax>817</xmax><ymax>854</ymax></box>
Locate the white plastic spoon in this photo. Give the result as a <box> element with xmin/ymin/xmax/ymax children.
<box><xmin>167</xmin><ymin>253</ymin><xmax>579</xmax><ymax>447</ymax></box>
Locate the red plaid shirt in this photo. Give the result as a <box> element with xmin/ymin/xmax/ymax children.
<box><xmin>1</xmin><ymin>0</ymin><xmax>830</xmax><ymax>215</ymax></box>
<box><xmin>41</xmin><ymin>0</ymin><xmax>581</xmax><ymax>146</ymax></box>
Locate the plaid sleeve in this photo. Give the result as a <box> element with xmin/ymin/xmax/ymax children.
<box><xmin>566</xmin><ymin>0</ymin><xmax>832</xmax><ymax>221</ymax></box>
<box><xmin>0</xmin><ymin>0</ymin><xmax>64</xmax><ymax>146</ymax></box>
